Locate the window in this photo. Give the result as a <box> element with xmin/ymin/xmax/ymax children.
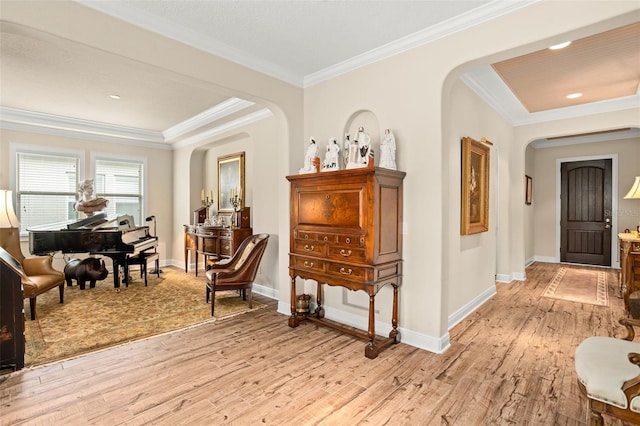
<box><xmin>94</xmin><ymin>159</ymin><xmax>144</xmax><ymax>226</ymax></box>
<box><xmin>16</xmin><ymin>152</ymin><xmax>79</xmax><ymax>233</ymax></box>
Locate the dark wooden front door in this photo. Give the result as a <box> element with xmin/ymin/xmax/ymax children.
<box><xmin>560</xmin><ymin>159</ymin><xmax>612</xmax><ymax>266</ymax></box>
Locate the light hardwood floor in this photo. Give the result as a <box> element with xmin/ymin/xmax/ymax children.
<box><xmin>0</xmin><ymin>262</ymin><xmax>633</xmax><ymax>425</ymax></box>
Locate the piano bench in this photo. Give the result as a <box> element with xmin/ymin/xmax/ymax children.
<box><xmin>124</xmin><ymin>252</ymin><xmax>160</xmax><ymax>287</ymax></box>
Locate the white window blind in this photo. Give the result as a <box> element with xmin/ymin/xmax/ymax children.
<box><xmin>95</xmin><ymin>159</ymin><xmax>144</xmax><ymax>226</ymax></box>
<box><xmin>16</xmin><ymin>152</ymin><xmax>79</xmax><ymax>233</ymax></box>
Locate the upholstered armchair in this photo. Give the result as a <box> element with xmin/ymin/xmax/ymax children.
<box><xmin>205</xmin><ymin>233</ymin><xmax>269</xmax><ymax>316</ymax></box>
<box><xmin>0</xmin><ymin>227</ymin><xmax>65</xmax><ymax>320</ymax></box>
<box><xmin>575</xmin><ymin>317</ymin><xmax>640</xmax><ymax>425</ymax></box>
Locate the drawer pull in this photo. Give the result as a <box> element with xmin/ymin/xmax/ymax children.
<box><xmin>304</xmin><ymin>234</ymin><xmax>309</xmax><ymax>240</ymax></box>
<box><xmin>304</xmin><ymin>244</ymin><xmax>315</xmax><ymax>251</ymax></box>
<box><xmin>323</xmin><ymin>236</ymin><xmax>328</xmax><ymax>241</ymax></box>
<box><xmin>339</xmin><ymin>267</ymin><xmax>352</xmax><ymax>275</ymax></box>
<box><xmin>339</xmin><ymin>249</ymin><xmax>352</xmax><ymax>257</ymax></box>
<box><xmin>304</xmin><ymin>261</ymin><xmax>314</xmax><ymax>268</ymax></box>
<box><xmin>345</xmin><ymin>238</ymin><xmax>351</xmax><ymax>244</ymax></box>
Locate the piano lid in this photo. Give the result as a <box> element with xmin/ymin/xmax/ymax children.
<box><xmin>27</xmin><ymin>213</ymin><xmax>109</xmax><ymax>232</ymax></box>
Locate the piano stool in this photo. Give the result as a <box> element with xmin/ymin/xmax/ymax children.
<box><xmin>123</xmin><ymin>252</ymin><xmax>160</xmax><ymax>287</ymax></box>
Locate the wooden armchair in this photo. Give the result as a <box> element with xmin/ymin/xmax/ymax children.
<box><xmin>0</xmin><ymin>228</ymin><xmax>65</xmax><ymax>320</ymax></box>
<box><xmin>575</xmin><ymin>317</ymin><xmax>640</xmax><ymax>425</ymax></box>
<box><xmin>205</xmin><ymin>233</ymin><xmax>269</xmax><ymax>316</ymax></box>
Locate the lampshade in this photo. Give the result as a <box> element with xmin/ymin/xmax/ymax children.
<box><xmin>624</xmin><ymin>176</ymin><xmax>640</xmax><ymax>199</ymax></box>
<box><xmin>0</xmin><ymin>190</ymin><xmax>20</xmax><ymax>228</ymax></box>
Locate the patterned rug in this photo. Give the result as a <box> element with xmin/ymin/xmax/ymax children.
<box><xmin>23</xmin><ymin>266</ymin><xmax>266</xmax><ymax>367</ymax></box>
<box><xmin>542</xmin><ymin>266</ymin><xmax>608</xmax><ymax>306</ymax></box>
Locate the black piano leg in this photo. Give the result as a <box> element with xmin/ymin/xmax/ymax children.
<box><xmin>112</xmin><ymin>259</ymin><xmax>121</xmax><ymax>289</ymax></box>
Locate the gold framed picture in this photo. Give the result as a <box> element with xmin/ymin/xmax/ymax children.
<box><xmin>218</xmin><ymin>152</ymin><xmax>245</xmax><ymax>212</ymax></box>
<box><xmin>461</xmin><ymin>136</ymin><xmax>490</xmax><ymax>235</ymax></box>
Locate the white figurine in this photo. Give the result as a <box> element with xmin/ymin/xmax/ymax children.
<box><xmin>299</xmin><ymin>137</ymin><xmax>319</xmax><ymax>174</ymax></box>
<box><xmin>74</xmin><ymin>178</ymin><xmax>109</xmax><ymax>214</ymax></box>
<box><xmin>379</xmin><ymin>128</ymin><xmax>397</xmax><ymax>170</ymax></box>
<box><xmin>343</xmin><ymin>133</ymin><xmax>352</xmax><ymax>168</ymax></box>
<box><xmin>321</xmin><ymin>138</ymin><xmax>341</xmax><ymax>171</ymax></box>
<box><xmin>347</xmin><ymin>126</ymin><xmax>371</xmax><ymax>169</ymax></box>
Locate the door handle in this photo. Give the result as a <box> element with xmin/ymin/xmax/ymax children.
<box><xmin>605</xmin><ymin>217</ymin><xmax>611</xmax><ymax>229</ymax></box>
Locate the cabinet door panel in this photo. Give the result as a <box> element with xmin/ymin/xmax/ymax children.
<box><xmin>298</xmin><ymin>190</ymin><xmax>361</xmax><ymax>228</ymax></box>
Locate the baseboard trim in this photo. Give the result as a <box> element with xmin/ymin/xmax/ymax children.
<box><xmin>448</xmin><ymin>284</ymin><xmax>497</xmax><ymax>330</ymax></box>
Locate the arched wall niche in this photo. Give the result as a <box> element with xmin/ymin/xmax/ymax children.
<box><xmin>343</xmin><ymin>109</ymin><xmax>381</xmax><ymax>166</ymax></box>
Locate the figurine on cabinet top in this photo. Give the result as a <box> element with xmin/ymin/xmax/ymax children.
<box><xmin>379</xmin><ymin>128</ymin><xmax>397</xmax><ymax>170</ymax></box>
<box><xmin>346</xmin><ymin>126</ymin><xmax>371</xmax><ymax>169</ymax></box>
<box><xmin>321</xmin><ymin>137</ymin><xmax>341</xmax><ymax>171</ymax></box>
<box><xmin>299</xmin><ymin>137</ymin><xmax>319</xmax><ymax>174</ymax></box>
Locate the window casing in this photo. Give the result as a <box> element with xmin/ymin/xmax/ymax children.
<box><xmin>94</xmin><ymin>159</ymin><xmax>144</xmax><ymax>226</ymax></box>
<box><xmin>16</xmin><ymin>152</ymin><xmax>79</xmax><ymax>233</ymax></box>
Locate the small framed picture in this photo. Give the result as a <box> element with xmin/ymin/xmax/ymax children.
<box><xmin>525</xmin><ymin>175</ymin><xmax>532</xmax><ymax>205</ymax></box>
<box><xmin>218</xmin><ymin>152</ymin><xmax>245</xmax><ymax>211</ymax></box>
<box><xmin>461</xmin><ymin>136</ymin><xmax>490</xmax><ymax>235</ymax></box>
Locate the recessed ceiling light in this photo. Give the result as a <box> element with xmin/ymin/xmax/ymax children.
<box><xmin>109</xmin><ymin>94</ymin><xmax>121</xmax><ymax>100</ymax></box>
<box><xmin>566</xmin><ymin>93</ymin><xmax>583</xmax><ymax>99</ymax></box>
<box><xmin>549</xmin><ymin>41</ymin><xmax>572</xmax><ymax>50</ymax></box>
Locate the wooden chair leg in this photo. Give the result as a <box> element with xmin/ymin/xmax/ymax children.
<box><xmin>248</xmin><ymin>288</ymin><xmax>252</xmax><ymax>309</ymax></box>
<box><xmin>58</xmin><ymin>283</ymin><xmax>64</xmax><ymax>303</ymax></box>
<box><xmin>29</xmin><ymin>297</ymin><xmax>36</xmax><ymax>320</ymax></box>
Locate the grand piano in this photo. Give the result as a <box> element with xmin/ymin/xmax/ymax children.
<box><xmin>28</xmin><ymin>213</ymin><xmax>158</xmax><ymax>288</ymax></box>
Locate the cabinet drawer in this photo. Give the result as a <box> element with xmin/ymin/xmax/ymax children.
<box><xmin>296</xmin><ymin>231</ymin><xmax>317</xmax><ymax>241</ymax></box>
<box><xmin>337</xmin><ymin>234</ymin><xmax>365</xmax><ymax>246</ymax></box>
<box><xmin>293</xmin><ymin>240</ymin><xmax>325</xmax><ymax>256</ymax></box>
<box><xmin>292</xmin><ymin>256</ymin><xmax>325</xmax><ymax>273</ymax></box>
<box><xmin>220</xmin><ymin>240</ymin><xmax>233</xmax><ymax>256</ymax></box>
<box><xmin>218</xmin><ymin>230</ymin><xmax>232</xmax><ymax>239</ymax></box>
<box><xmin>632</xmin><ymin>243</ymin><xmax>640</xmax><ymax>253</ymax></box>
<box><xmin>327</xmin><ymin>245</ymin><xmax>366</xmax><ymax>262</ymax></box>
<box><xmin>326</xmin><ymin>262</ymin><xmax>367</xmax><ymax>281</ymax></box>
<box><xmin>316</xmin><ymin>233</ymin><xmax>337</xmax><ymax>244</ymax></box>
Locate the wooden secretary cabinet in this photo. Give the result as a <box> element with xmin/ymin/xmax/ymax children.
<box><xmin>287</xmin><ymin>167</ymin><xmax>405</xmax><ymax>359</ymax></box>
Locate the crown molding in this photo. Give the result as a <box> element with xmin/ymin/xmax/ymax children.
<box><xmin>172</xmin><ymin>108</ymin><xmax>273</xmax><ymax>150</ymax></box>
<box><xmin>303</xmin><ymin>0</ymin><xmax>538</xmax><ymax>87</ymax></box>
<box><xmin>0</xmin><ymin>106</ymin><xmax>167</xmax><ymax>144</ymax></box>
<box><xmin>530</xmin><ymin>128</ymin><xmax>640</xmax><ymax>149</ymax></box>
<box><xmin>1</xmin><ymin>119</ymin><xmax>171</xmax><ymax>150</ymax></box>
<box><xmin>163</xmin><ymin>97</ymin><xmax>255</xmax><ymax>142</ymax></box>
<box><xmin>461</xmin><ymin>66</ymin><xmax>640</xmax><ymax>126</ymax></box>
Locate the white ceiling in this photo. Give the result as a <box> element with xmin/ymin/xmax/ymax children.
<box><xmin>0</xmin><ymin>1</ymin><xmax>638</xmax><ymax>148</ymax></box>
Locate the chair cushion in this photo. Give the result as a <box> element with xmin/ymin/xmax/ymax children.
<box><xmin>22</xmin><ymin>274</ymin><xmax>64</xmax><ymax>298</ymax></box>
<box><xmin>575</xmin><ymin>336</ymin><xmax>640</xmax><ymax>410</ymax></box>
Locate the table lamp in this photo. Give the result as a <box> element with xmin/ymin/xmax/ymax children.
<box><xmin>624</xmin><ymin>176</ymin><xmax>640</xmax><ymax>234</ymax></box>
<box><xmin>0</xmin><ymin>190</ymin><xmax>20</xmax><ymax>253</ymax></box>
<box><xmin>0</xmin><ymin>190</ymin><xmax>19</xmax><ymax>228</ymax></box>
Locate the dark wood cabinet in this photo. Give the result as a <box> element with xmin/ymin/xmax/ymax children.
<box><xmin>0</xmin><ymin>247</ymin><xmax>25</xmax><ymax>372</ymax></box>
<box><xmin>287</xmin><ymin>167</ymin><xmax>405</xmax><ymax>358</ymax></box>
<box><xmin>184</xmin><ymin>226</ymin><xmax>252</xmax><ymax>275</ymax></box>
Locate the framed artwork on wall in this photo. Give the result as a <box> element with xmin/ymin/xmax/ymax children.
<box><xmin>461</xmin><ymin>136</ymin><xmax>490</xmax><ymax>235</ymax></box>
<box><xmin>218</xmin><ymin>152</ymin><xmax>245</xmax><ymax>212</ymax></box>
<box><xmin>525</xmin><ymin>175</ymin><xmax>533</xmax><ymax>205</ymax></box>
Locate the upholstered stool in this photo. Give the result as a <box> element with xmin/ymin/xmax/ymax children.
<box><xmin>575</xmin><ymin>324</ymin><xmax>640</xmax><ymax>425</ymax></box>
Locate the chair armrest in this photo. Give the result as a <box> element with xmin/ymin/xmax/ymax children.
<box><xmin>22</xmin><ymin>256</ymin><xmax>63</xmax><ymax>278</ymax></box>
<box><xmin>619</xmin><ymin>317</ymin><xmax>640</xmax><ymax>341</ymax></box>
<box><xmin>629</xmin><ymin>352</ymin><xmax>640</xmax><ymax>366</ymax></box>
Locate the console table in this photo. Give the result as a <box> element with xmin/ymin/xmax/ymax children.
<box><xmin>184</xmin><ymin>226</ymin><xmax>252</xmax><ymax>275</ymax></box>
<box><xmin>620</xmin><ymin>232</ymin><xmax>640</xmax><ymax>313</ymax></box>
<box><xmin>286</xmin><ymin>167</ymin><xmax>405</xmax><ymax>359</ymax></box>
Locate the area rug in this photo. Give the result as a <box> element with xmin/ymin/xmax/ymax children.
<box><xmin>542</xmin><ymin>266</ymin><xmax>608</xmax><ymax>306</ymax></box>
<box><xmin>23</xmin><ymin>267</ymin><xmax>266</xmax><ymax>367</ymax></box>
